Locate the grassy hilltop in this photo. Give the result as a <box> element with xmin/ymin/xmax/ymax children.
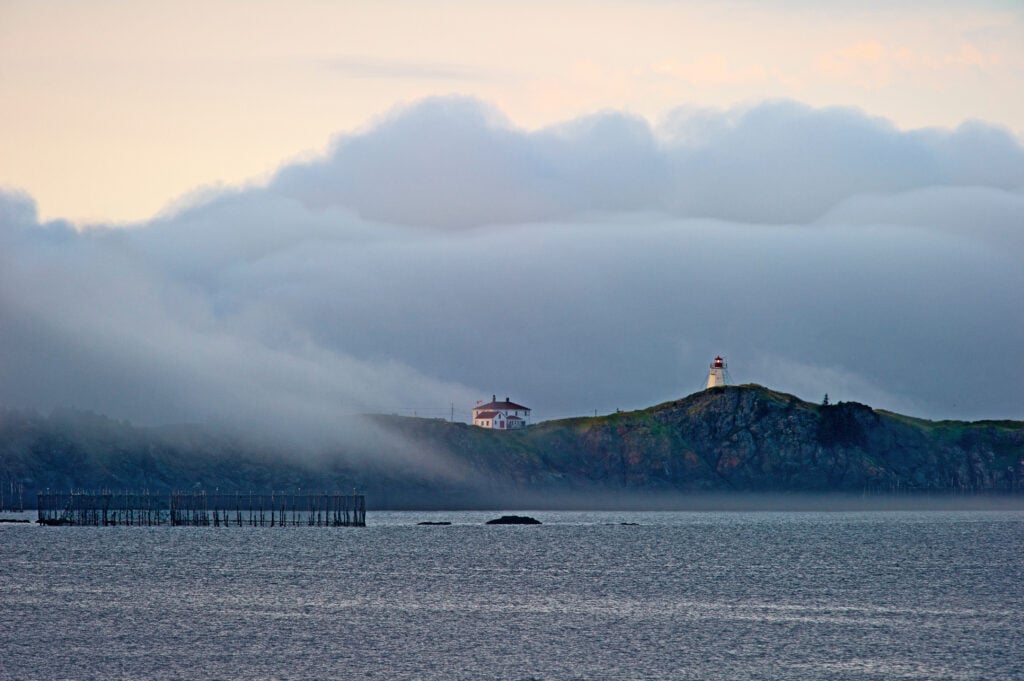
<box><xmin>373</xmin><ymin>384</ymin><xmax>1024</xmax><ymax>499</ymax></box>
<box><xmin>2</xmin><ymin>385</ymin><xmax>1022</xmax><ymax>509</ymax></box>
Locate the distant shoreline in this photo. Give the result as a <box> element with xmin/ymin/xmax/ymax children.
<box><xmin>6</xmin><ymin>492</ymin><xmax>1024</xmax><ymax>516</ymax></box>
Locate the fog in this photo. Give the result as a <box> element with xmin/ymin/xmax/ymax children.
<box><xmin>407</xmin><ymin>491</ymin><xmax>1024</xmax><ymax>513</ymax></box>
<box><xmin>1</xmin><ymin>97</ymin><xmax>1022</xmax><ymax>467</ymax></box>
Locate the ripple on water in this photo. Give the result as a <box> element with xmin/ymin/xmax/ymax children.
<box><xmin>1</xmin><ymin>511</ymin><xmax>1022</xmax><ymax>680</ymax></box>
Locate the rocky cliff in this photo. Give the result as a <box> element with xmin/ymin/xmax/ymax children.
<box><xmin>2</xmin><ymin>385</ymin><xmax>1022</xmax><ymax>508</ymax></box>
<box><xmin>505</xmin><ymin>385</ymin><xmax>1024</xmax><ymax>491</ymax></box>
<box><xmin>371</xmin><ymin>385</ymin><xmax>1024</xmax><ymax>498</ymax></box>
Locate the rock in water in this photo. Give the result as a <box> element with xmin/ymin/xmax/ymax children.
<box><xmin>485</xmin><ymin>515</ymin><xmax>541</xmax><ymax>525</ymax></box>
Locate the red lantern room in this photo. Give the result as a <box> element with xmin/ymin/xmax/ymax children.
<box><xmin>713</xmin><ymin>356</ymin><xmax>724</xmax><ymax>369</ymax></box>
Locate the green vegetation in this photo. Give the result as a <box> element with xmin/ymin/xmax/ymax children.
<box><xmin>2</xmin><ymin>386</ymin><xmax>1022</xmax><ymax>509</ymax></box>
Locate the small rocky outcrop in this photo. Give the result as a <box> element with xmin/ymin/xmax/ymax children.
<box><xmin>485</xmin><ymin>515</ymin><xmax>541</xmax><ymax>525</ymax></box>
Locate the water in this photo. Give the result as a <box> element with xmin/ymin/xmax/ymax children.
<box><xmin>2</xmin><ymin>510</ymin><xmax>1022</xmax><ymax>680</ymax></box>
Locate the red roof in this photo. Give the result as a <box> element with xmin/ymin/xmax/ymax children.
<box><xmin>474</xmin><ymin>411</ymin><xmax>499</xmax><ymax>420</ymax></box>
<box><xmin>474</xmin><ymin>397</ymin><xmax>530</xmax><ymax>412</ymax></box>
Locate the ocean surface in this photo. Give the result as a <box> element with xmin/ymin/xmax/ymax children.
<box><xmin>1</xmin><ymin>510</ymin><xmax>1021</xmax><ymax>681</ymax></box>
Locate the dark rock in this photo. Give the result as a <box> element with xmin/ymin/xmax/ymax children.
<box><xmin>416</xmin><ymin>521</ymin><xmax>451</xmax><ymax>525</ymax></box>
<box><xmin>485</xmin><ymin>515</ymin><xmax>541</xmax><ymax>525</ymax></box>
<box><xmin>2</xmin><ymin>386</ymin><xmax>1022</xmax><ymax>504</ymax></box>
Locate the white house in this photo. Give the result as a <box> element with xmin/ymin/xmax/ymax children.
<box><xmin>472</xmin><ymin>395</ymin><xmax>530</xmax><ymax>430</ymax></box>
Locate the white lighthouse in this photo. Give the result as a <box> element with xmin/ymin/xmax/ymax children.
<box><xmin>706</xmin><ymin>355</ymin><xmax>727</xmax><ymax>389</ymax></box>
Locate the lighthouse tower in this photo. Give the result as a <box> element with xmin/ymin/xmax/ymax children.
<box><xmin>706</xmin><ymin>356</ymin><xmax>727</xmax><ymax>389</ymax></box>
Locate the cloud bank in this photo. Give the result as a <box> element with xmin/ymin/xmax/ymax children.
<box><xmin>271</xmin><ymin>98</ymin><xmax>1024</xmax><ymax>227</ymax></box>
<box><xmin>1</xmin><ymin>98</ymin><xmax>1022</xmax><ymax>459</ymax></box>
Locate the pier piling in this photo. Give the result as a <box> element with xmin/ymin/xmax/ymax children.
<box><xmin>36</xmin><ymin>490</ymin><xmax>366</xmax><ymax>527</ymax></box>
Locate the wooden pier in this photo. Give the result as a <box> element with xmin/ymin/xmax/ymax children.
<box><xmin>36</xmin><ymin>490</ymin><xmax>366</xmax><ymax>527</ymax></box>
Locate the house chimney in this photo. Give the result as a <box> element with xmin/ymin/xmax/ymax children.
<box><xmin>492</xmin><ymin>394</ymin><xmax>496</xmax><ymax>402</ymax></box>
<box><xmin>505</xmin><ymin>397</ymin><xmax>510</xmax><ymax>403</ymax></box>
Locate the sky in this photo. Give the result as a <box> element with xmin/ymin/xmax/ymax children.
<box><xmin>1</xmin><ymin>1</ymin><xmax>1023</xmax><ymax>441</ymax></box>
<box><xmin>3</xmin><ymin>0</ymin><xmax>1023</xmax><ymax>224</ymax></box>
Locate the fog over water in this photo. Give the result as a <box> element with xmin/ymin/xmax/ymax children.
<box><xmin>1</xmin><ymin>98</ymin><xmax>1022</xmax><ymax>461</ymax></box>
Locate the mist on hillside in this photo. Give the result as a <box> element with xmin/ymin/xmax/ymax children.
<box><xmin>1</xmin><ymin>97</ymin><xmax>1022</xmax><ymax>473</ymax></box>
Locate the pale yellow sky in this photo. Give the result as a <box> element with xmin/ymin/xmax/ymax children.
<box><xmin>2</xmin><ymin>0</ymin><xmax>1022</xmax><ymax>224</ymax></box>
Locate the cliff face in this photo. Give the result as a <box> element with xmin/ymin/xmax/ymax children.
<box><xmin>498</xmin><ymin>386</ymin><xmax>1024</xmax><ymax>493</ymax></box>
<box><xmin>2</xmin><ymin>386</ymin><xmax>1022</xmax><ymax>507</ymax></box>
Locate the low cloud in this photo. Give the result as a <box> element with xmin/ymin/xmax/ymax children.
<box><xmin>1</xmin><ymin>97</ymin><xmax>1022</xmax><ymax>462</ymax></box>
<box><xmin>270</xmin><ymin>96</ymin><xmax>1024</xmax><ymax>227</ymax></box>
